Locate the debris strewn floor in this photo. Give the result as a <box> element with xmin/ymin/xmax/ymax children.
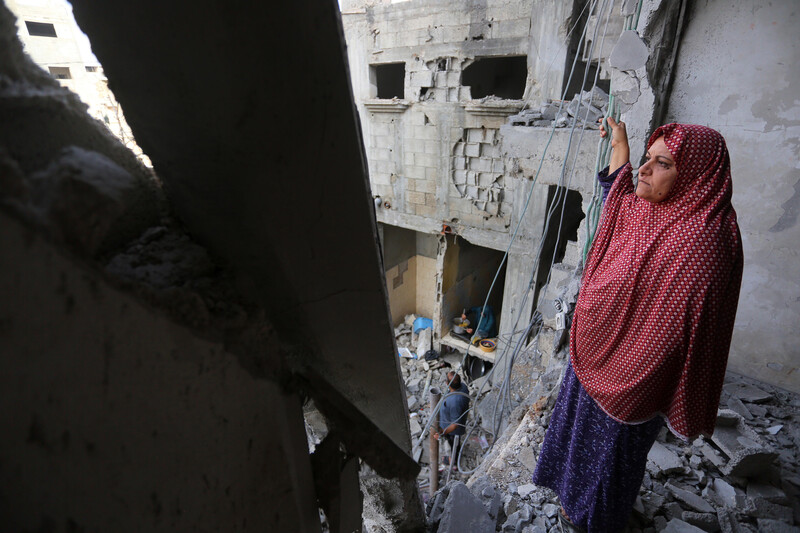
<box><xmin>401</xmin><ymin>343</ymin><xmax>800</xmax><ymax>532</ymax></box>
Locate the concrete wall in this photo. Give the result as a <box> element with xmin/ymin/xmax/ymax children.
<box><xmin>0</xmin><ymin>210</ymin><xmax>320</xmax><ymax>532</ymax></box>
<box><xmin>664</xmin><ymin>0</ymin><xmax>800</xmax><ymax>393</ymax></box>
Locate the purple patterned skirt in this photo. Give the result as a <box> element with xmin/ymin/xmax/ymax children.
<box><xmin>532</xmin><ymin>362</ymin><xmax>663</xmax><ymax>532</ymax></box>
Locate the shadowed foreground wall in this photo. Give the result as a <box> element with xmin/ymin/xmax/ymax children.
<box><xmin>0</xmin><ymin>210</ymin><xmax>320</xmax><ymax>532</ymax></box>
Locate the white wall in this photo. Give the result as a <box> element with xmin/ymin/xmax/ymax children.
<box><xmin>666</xmin><ymin>0</ymin><xmax>800</xmax><ymax>393</ymax></box>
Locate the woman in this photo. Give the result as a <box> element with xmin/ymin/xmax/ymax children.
<box><xmin>532</xmin><ymin>118</ymin><xmax>743</xmax><ymax>532</ymax></box>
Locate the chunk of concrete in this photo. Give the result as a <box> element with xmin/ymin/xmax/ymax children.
<box><xmin>726</xmin><ymin>398</ymin><xmax>753</xmax><ymax>420</ymax></box>
<box><xmin>566</xmin><ymin>98</ymin><xmax>603</xmax><ymax>124</ymax></box>
<box><xmin>755</xmin><ymin>519</ymin><xmax>800</xmax><ymax>533</ymax></box>
<box><xmin>648</xmin><ymin>441</ymin><xmax>685</xmax><ymax>476</ymax></box>
<box><xmin>663</xmin><ymin>519</ymin><xmax>707</xmax><ymax>533</ymax></box>
<box><xmin>517</xmin><ymin>483</ymin><xmax>536</xmax><ymax>499</ymax></box>
<box><xmin>711</xmin><ymin>410</ymin><xmax>778</xmax><ymax>477</ymax></box>
<box><xmin>723</xmin><ymin>382</ymin><xmax>772</xmax><ymax>404</ymax></box>
<box><xmin>31</xmin><ymin>147</ymin><xmax>160</xmax><ymax>256</ymax></box>
<box><xmin>747</xmin><ymin>483</ymin><xmax>788</xmax><ymax>505</ymax></box>
<box><xmin>665</xmin><ymin>481</ymin><xmax>715</xmax><ymax>514</ymax></box>
<box><xmin>609</xmin><ymin>30</ymin><xmax>649</xmax><ymax>71</ymax></box>
<box><xmin>716</xmin><ymin>508</ymin><xmax>744</xmax><ymax>533</ymax></box>
<box><xmin>437</xmin><ymin>482</ymin><xmax>494</xmax><ymax>533</ymax></box>
<box><xmin>748</xmin><ymin>497</ymin><xmax>793</xmax><ymax>522</ymax></box>
<box><xmin>681</xmin><ymin>511</ymin><xmax>720</xmax><ymax>532</ymax></box>
<box><xmin>706</xmin><ymin>478</ymin><xmax>740</xmax><ymax>508</ymax></box>
<box><xmin>580</xmin><ymin>86</ymin><xmax>609</xmax><ymax>110</ymax></box>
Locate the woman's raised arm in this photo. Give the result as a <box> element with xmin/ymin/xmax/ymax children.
<box><xmin>600</xmin><ymin>116</ymin><xmax>630</xmax><ymax>174</ymax></box>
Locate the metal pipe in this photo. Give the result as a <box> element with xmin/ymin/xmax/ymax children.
<box><xmin>429</xmin><ymin>386</ymin><xmax>441</xmax><ymax>496</ymax></box>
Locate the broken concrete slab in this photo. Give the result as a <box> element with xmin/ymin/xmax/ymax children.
<box><xmin>724</xmin><ymin>383</ymin><xmax>773</xmax><ymax>404</ymax></box>
<box><xmin>609</xmin><ymin>30</ymin><xmax>649</xmax><ymax>71</ymax></box>
<box><xmin>516</xmin><ymin>483</ymin><xmax>536</xmax><ymax>499</ymax></box>
<box><xmin>726</xmin><ymin>397</ymin><xmax>754</xmax><ymax>420</ymax></box>
<box><xmin>648</xmin><ymin>441</ymin><xmax>686</xmax><ymax>475</ymax></box>
<box><xmin>681</xmin><ymin>511</ymin><xmax>719</xmax><ymax>532</ymax></box>
<box><xmin>437</xmin><ymin>482</ymin><xmax>495</xmax><ymax>533</ymax></box>
<box><xmin>711</xmin><ymin>410</ymin><xmax>778</xmax><ymax>477</ymax></box>
<box><xmin>663</xmin><ymin>518</ymin><xmax>707</xmax><ymax>533</ymax></box>
<box><xmin>716</xmin><ymin>507</ymin><xmax>744</xmax><ymax>533</ymax></box>
<box><xmin>747</xmin><ymin>482</ymin><xmax>788</xmax><ymax>505</ymax></box>
<box><xmin>665</xmin><ymin>481</ymin><xmax>715</xmax><ymax>514</ymax></box>
<box><xmin>755</xmin><ymin>519</ymin><xmax>800</xmax><ymax>533</ymax></box>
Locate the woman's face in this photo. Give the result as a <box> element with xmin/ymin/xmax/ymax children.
<box><xmin>636</xmin><ymin>137</ymin><xmax>678</xmax><ymax>202</ymax></box>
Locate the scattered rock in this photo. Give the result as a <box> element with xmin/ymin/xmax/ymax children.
<box><xmin>437</xmin><ymin>482</ymin><xmax>495</xmax><ymax>533</ymax></box>
<box><xmin>663</xmin><ymin>519</ymin><xmax>707</xmax><ymax>533</ymax></box>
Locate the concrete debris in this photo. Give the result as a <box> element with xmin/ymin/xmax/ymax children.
<box><xmin>436</xmin><ymin>482</ymin><xmax>495</xmax><ymax>533</ymax></box>
<box><xmin>455</xmin><ymin>371</ymin><xmax>800</xmax><ymax>532</ymax></box>
<box><xmin>663</xmin><ymin>518</ymin><xmax>708</xmax><ymax>532</ymax></box>
<box><xmin>711</xmin><ymin>409</ymin><xmax>779</xmax><ymax>477</ymax></box>
<box><xmin>509</xmin><ymin>90</ymin><xmax>609</xmax><ymax>130</ymax></box>
<box><xmin>756</xmin><ymin>519</ymin><xmax>800</xmax><ymax>533</ymax></box>
<box><xmin>648</xmin><ymin>441</ymin><xmax>686</xmax><ymax>475</ymax></box>
<box><xmin>609</xmin><ymin>30</ymin><xmax>650</xmax><ymax>71</ymax></box>
<box><xmin>724</xmin><ymin>383</ymin><xmax>773</xmax><ymax>404</ymax></box>
<box><xmin>27</xmin><ymin>146</ymin><xmax>161</xmax><ymax>256</ymax></box>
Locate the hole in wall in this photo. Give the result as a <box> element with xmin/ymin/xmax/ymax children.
<box><xmin>372</xmin><ymin>62</ymin><xmax>405</xmax><ymax>99</ymax></box>
<box><xmin>462</xmin><ymin>56</ymin><xmax>527</xmax><ymax>99</ymax></box>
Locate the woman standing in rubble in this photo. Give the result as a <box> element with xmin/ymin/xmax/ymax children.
<box><xmin>532</xmin><ymin>118</ymin><xmax>744</xmax><ymax>533</ymax></box>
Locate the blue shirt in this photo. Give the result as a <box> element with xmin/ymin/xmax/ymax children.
<box><xmin>440</xmin><ymin>383</ymin><xmax>470</xmax><ymax>436</ymax></box>
<box><xmin>466</xmin><ymin>305</ymin><xmax>497</xmax><ymax>338</ymax></box>
<box><xmin>598</xmin><ymin>165</ymin><xmax>624</xmax><ymax>206</ymax></box>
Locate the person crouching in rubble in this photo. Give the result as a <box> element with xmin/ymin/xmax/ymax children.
<box><xmin>434</xmin><ymin>372</ymin><xmax>470</xmax><ymax>470</ymax></box>
<box><xmin>532</xmin><ymin>117</ymin><xmax>744</xmax><ymax>532</ymax></box>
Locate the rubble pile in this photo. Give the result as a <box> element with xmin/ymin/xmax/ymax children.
<box><xmin>423</xmin><ymin>371</ymin><xmax>800</xmax><ymax>532</ymax></box>
<box><xmin>508</xmin><ymin>87</ymin><xmax>610</xmax><ymax>130</ymax></box>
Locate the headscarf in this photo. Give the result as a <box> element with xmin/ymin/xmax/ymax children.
<box><xmin>570</xmin><ymin>124</ymin><xmax>743</xmax><ymax>439</ymax></box>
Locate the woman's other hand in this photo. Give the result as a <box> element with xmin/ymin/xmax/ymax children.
<box><xmin>600</xmin><ymin>116</ymin><xmax>630</xmax><ymax>173</ymax></box>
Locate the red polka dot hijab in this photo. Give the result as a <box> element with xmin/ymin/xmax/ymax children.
<box><xmin>571</xmin><ymin>124</ymin><xmax>744</xmax><ymax>439</ymax></box>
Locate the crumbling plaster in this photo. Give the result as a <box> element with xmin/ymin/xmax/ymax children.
<box><xmin>663</xmin><ymin>0</ymin><xmax>800</xmax><ymax>393</ymax></box>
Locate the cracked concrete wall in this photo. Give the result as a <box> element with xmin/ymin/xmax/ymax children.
<box><xmin>663</xmin><ymin>0</ymin><xmax>800</xmax><ymax>393</ymax></box>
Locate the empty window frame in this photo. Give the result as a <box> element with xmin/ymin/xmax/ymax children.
<box><xmin>48</xmin><ymin>66</ymin><xmax>71</xmax><ymax>80</ymax></box>
<box><xmin>371</xmin><ymin>63</ymin><xmax>405</xmax><ymax>99</ymax></box>
<box><xmin>462</xmin><ymin>56</ymin><xmax>527</xmax><ymax>100</ymax></box>
<box><xmin>25</xmin><ymin>21</ymin><xmax>57</xmax><ymax>37</ymax></box>
<box><xmin>85</xmin><ymin>66</ymin><xmax>99</xmax><ymax>73</ymax></box>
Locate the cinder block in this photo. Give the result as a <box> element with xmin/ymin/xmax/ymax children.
<box><xmin>424</xmin><ymin>193</ymin><xmax>437</xmax><ymax>207</ymax></box>
<box><xmin>415</xmin><ymin>204</ymin><xmax>437</xmax><ymax>218</ymax></box>
<box><xmin>492</xmin><ymin>159</ymin><xmax>505</xmax><ymax>173</ymax></box>
<box><xmin>406</xmin><ymin>165</ymin><xmax>426</xmax><ymax>180</ymax></box>
<box><xmin>448</xmin><ymin>87</ymin><xmax>459</xmax><ymax>102</ymax></box>
<box><xmin>465</xmin><ymin>143</ymin><xmax>481</xmax><ymax>157</ymax></box>
<box><xmin>469</xmin><ymin>158</ymin><xmax>493</xmax><ymax>173</ymax></box>
<box><xmin>466</xmin><ymin>171</ymin><xmax>478</xmax><ymax>186</ymax></box>
<box><xmin>467</xmin><ymin>128</ymin><xmax>483</xmax><ymax>143</ymax></box>
<box><xmin>447</xmin><ymin>71</ymin><xmax>461</xmax><ymax>87</ymax></box>
<box><xmin>441</xmin><ymin>24</ymin><xmax>469</xmax><ymax>43</ymax></box>
<box><xmin>452</xmin><ymin>142</ymin><xmax>465</xmax><ymax>156</ymax></box>
<box><xmin>407</xmin><ymin>190</ymin><xmax>426</xmax><ymax>205</ymax></box>
<box><xmin>416</xmin><ymin>180</ymin><xmax>436</xmax><ymax>194</ymax></box>
<box><xmin>478</xmin><ymin>172</ymin><xmax>499</xmax><ymax>187</ymax></box>
<box><xmin>425</xmin><ymin>167</ymin><xmax>438</xmax><ymax>180</ymax></box>
<box><xmin>481</xmin><ymin>142</ymin><xmax>499</xmax><ymax>158</ymax></box>
<box><xmin>453</xmin><ymin>157</ymin><xmax>466</xmax><ymax>170</ymax></box>
<box><xmin>434</xmin><ymin>71</ymin><xmax>447</xmax><ymax>86</ymax></box>
<box><xmin>423</xmin><ymin>140</ymin><xmax>440</xmax><ymax>155</ymax></box>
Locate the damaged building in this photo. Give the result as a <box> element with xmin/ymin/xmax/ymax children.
<box><xmin>0</xmin><ymin>0</ymin><xmax>799</xmax><ymax>532</ymax></box>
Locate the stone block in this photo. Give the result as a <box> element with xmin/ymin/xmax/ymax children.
<box><xmin>681</xmin><ymin>511</ymin><xmax>719</xmax><ymax>532</ymax></box>
<box><xmin>716</xmin><ymin>507</ymin><xmax>743</xmax><ymax>533</ymax></box>
<box><xmin>470</xmin><ymin>158</ymin><xmax>493</xmax><ymax>173</ymax></box>
<box><xmin>710</xmin><ymin>410</ymin><xmax>778</xmax><ymax>477</ymax></box>
<box><xmin>609</xmin><ymin>30</ymin><xmax>649</xmax><ymax>71</ymax></box>
<box><xmin>755</xmin><ymin>519</ymin><xmax>800</xmax><ymax>533</ymax></box>
<box><xmin>748</xmin><ymin>497</ymin><xmax>793</xmax><ymax>522</ymax></box>
<box><xmin>467</xmin><ymin>128</ymin><xmax>484</xmax><ymax>143</ymax></box>
<box><xmin>723</xmin><ymin>382</ymin><xmax>772</xmax><ymax>404</ymax></box>
<box><xmin>465</xmin><ymin>143</ymin><xmax>481</xmax><ymax>157</ymax></box>
<box><xmin>663</xmin><ymin>519</ymin><xmax>707</xmax><ymax>533</ymax></box>
<box><xmin>747</xmin><ymin>483</ymin><xmax>788</xmax><ymax>505</ymax></box>
<box><xmin>726</xmin><ymin>397</ymin><xmax>753</xmax><ymax>420</ymax></box>
<box><xmin>580</xmin><ymin>86</ymin><xmax>609</xmax><ymax>110</ymax></box>
<box><xmin>437</xmin><ymin>482</ymin><xmax>494</xmax><ymax>533</ymax></box>
<box><xmin>566</xmin><ymin>98</ymin><xmax>603</xmax><ymax>124</ymax></box>
<box><xmin>665</xmin><ymin>481</ymin><xmax>715</xmax><ymax>514</ymax></box>
<box><xmin>648</xmin><ymin>441</ymin><xmax>685</xmax><ymax>476</ymax></box>
<box><xmin>410</xmin><ymin>70</ymin><xmax>434</xmax><ymax>87</ymax></box>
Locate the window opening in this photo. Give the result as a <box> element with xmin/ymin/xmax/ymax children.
<box><xmin>48</xmin><ymin>66</ymin><xmax>71</xmax><ymax>80</ymax></box>
<box><xmin>461</xmin><ymin>56</ymin><xmax>527</xmax><ymax>100</ymax></box>
<box><xmin>372</xmin><ymin>63</ymin><xmax>405</xmax><ymax>99</ymax></box>
<box><xmin>25</xmin><ymin>21</ymin><xmax>57</xmax><ymax>37</ymax></box>
<box><xmin>85</xmin><ymin>66</ymin><xmax>99</xmax><ymax>72</ymax></box>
